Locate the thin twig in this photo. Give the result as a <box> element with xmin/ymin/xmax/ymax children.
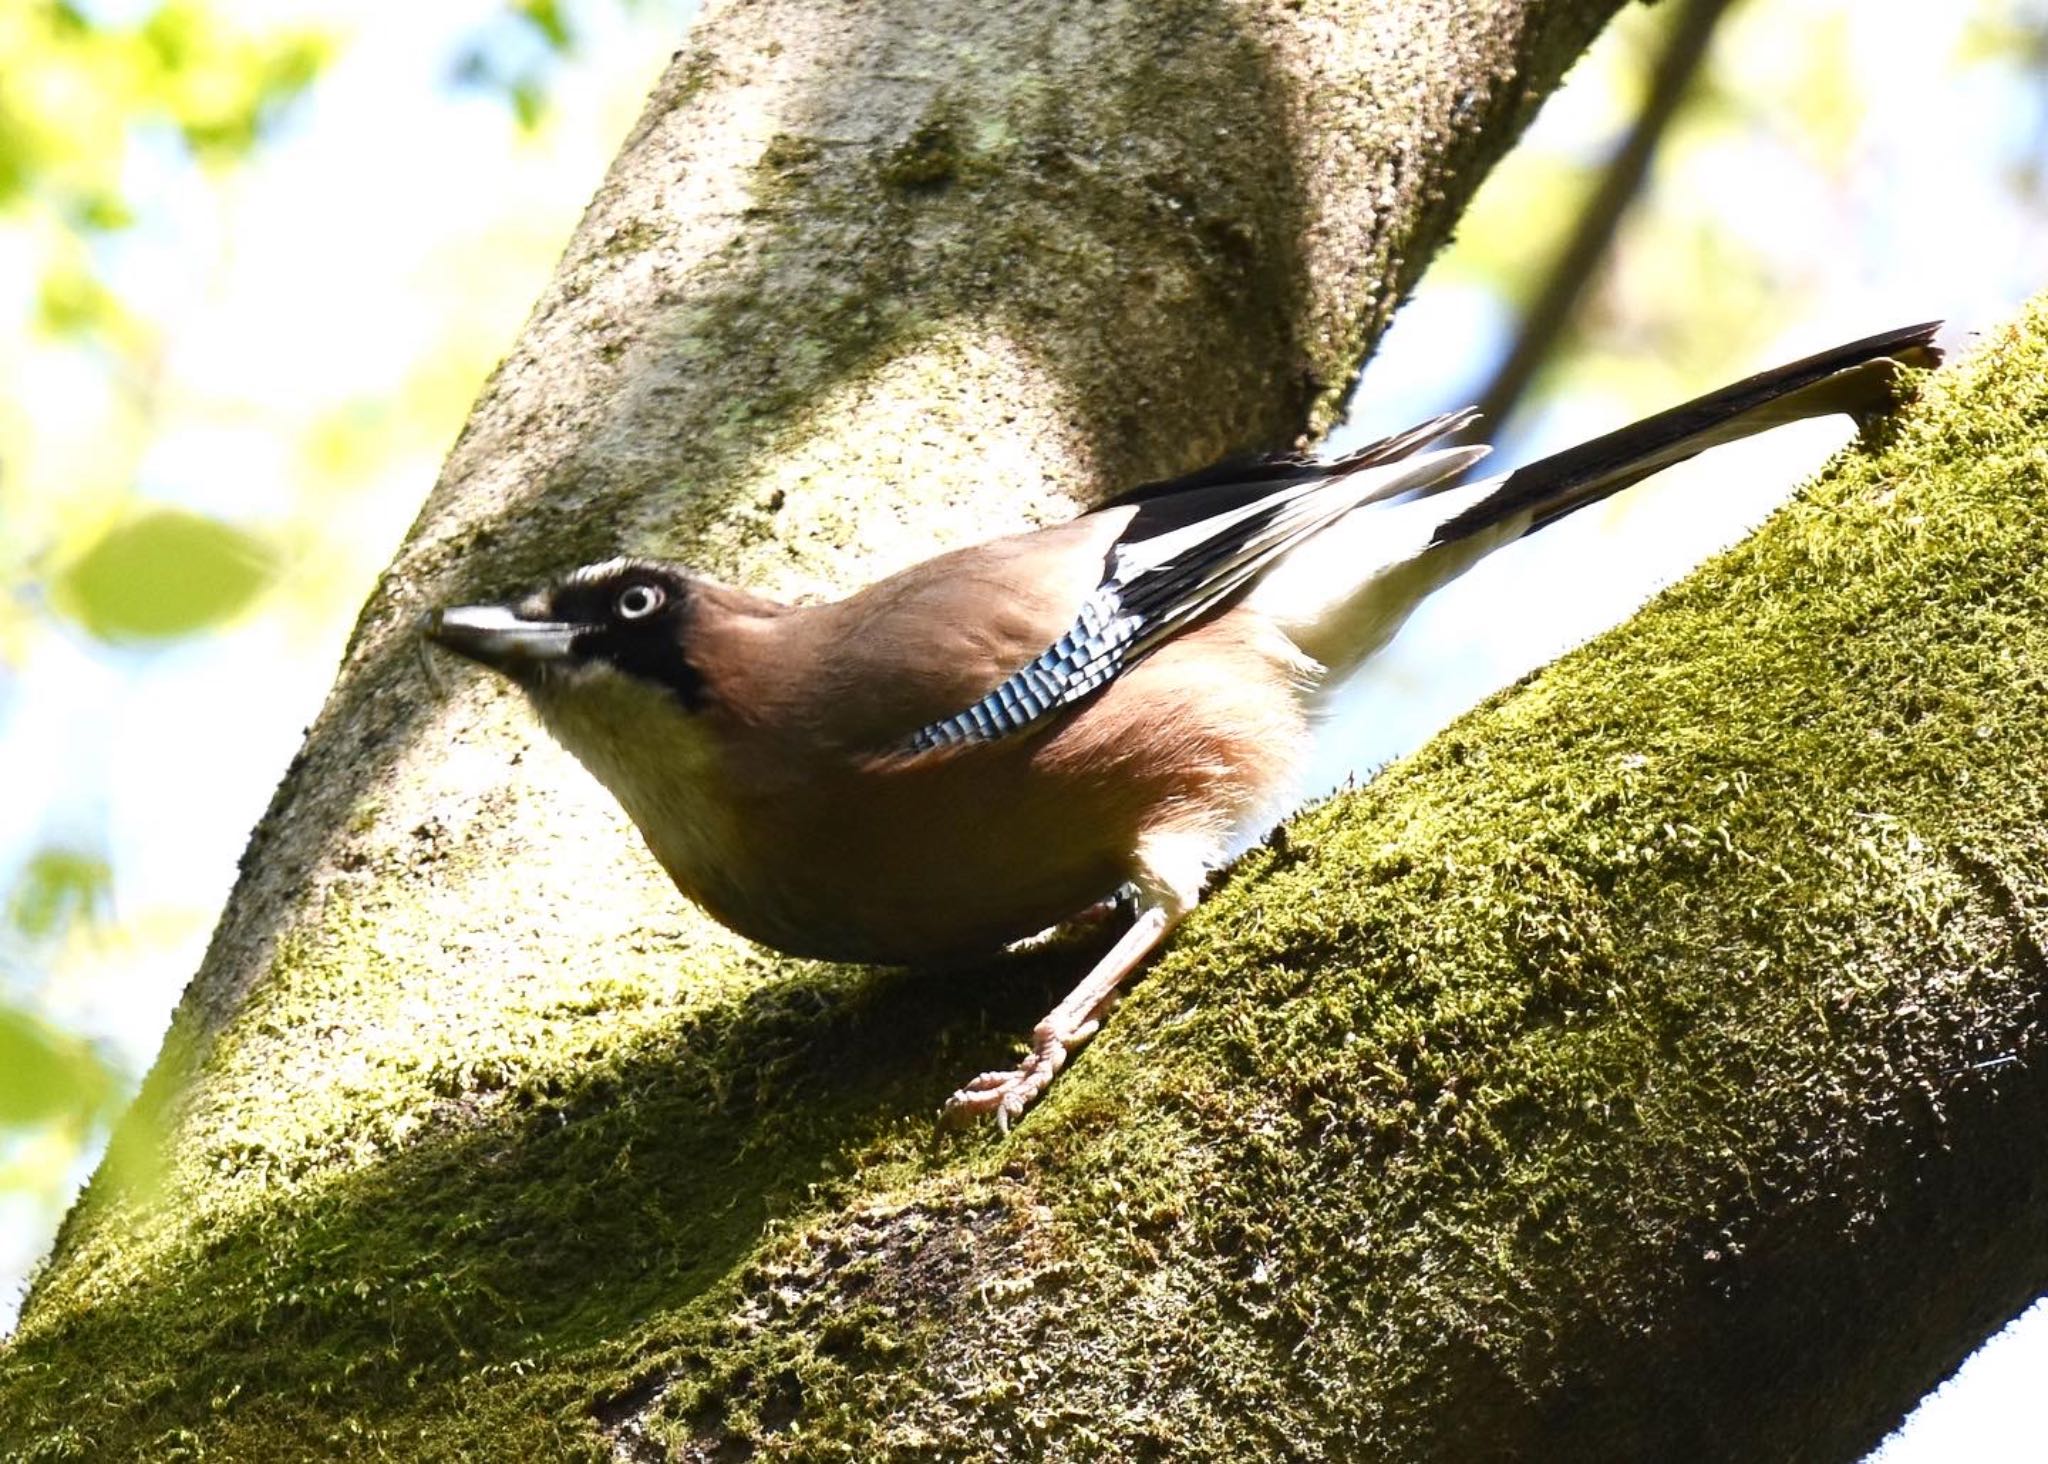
<box><xmin>1461</xmin><ymin>0</ymin><xmax>1742</xmax><ymax>442</ymax></box>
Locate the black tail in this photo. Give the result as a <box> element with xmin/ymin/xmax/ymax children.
<box><xmin>1430</xmin><ymin>321</ymin><xmax>1943</xmax><ymax>547</ymax></box>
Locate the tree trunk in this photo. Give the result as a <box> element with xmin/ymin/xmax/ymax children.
<box><xmin>16</xmin><ymin>4</ymin><xmax>2042</xmax><ymax>1461</ymax></box>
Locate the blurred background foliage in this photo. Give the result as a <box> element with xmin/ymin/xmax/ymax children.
<box><xmin>1</xmin><ymin>0</ymin><xmax>2045</xmax><ymax>1452</ymax></box>
<box><xmin>0</xmin><ymin>0</ymin><xmax>687</xmax><ymax>1320</ymax></box>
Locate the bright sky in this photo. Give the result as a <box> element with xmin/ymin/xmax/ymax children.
<box><xmin>4</xmin><ymin>0</ymin><xmax>2046</xmax><ymax>1454</ymax></box>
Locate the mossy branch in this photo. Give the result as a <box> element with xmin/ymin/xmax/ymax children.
<box><xmin>565</xmin><ymin>306</ymin><xmax>2048</xmax><ymax>1461</ymax></box>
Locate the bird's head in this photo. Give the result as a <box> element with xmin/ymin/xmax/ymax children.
<box><xmin>421</xmin><ymin>557</ymin><xmax>705</xmax><ymax>714</ymax></box>
<box><xmin>423</xmin><ymin>556</ymin><xmax>754</xmax><ymax>892</ymax></box>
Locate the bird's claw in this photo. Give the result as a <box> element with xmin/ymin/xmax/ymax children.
<box><xmin>939</xmin><ymin>1032</ymin><xmax>1073</xmax><ymax>1133</ymax></box>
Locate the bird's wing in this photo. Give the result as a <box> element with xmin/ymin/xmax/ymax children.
<box><xmin>825</xmin><ymin>416</ymin><xmax>1486</xmax><ymax>754</ymax></box>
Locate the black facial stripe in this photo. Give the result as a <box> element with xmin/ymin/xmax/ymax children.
<box><xmin>581</xmin><ymin>627</ymin><xmax>707</xmax><ymax>711</ymax></box>
<box><xmin>550</xmin><ymin>575</ymin><xmax>673</xmax><ymax>626</ymax></box>
<box><xmin>543</xmin><ymin>562</ymin><xmax>705</xmax><ymax>711</ymax></box>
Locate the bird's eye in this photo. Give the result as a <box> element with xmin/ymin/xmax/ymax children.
<box><xmin>615</xmin><ymin>584</ymin><xmax>664</xmax><ymax>620</ymax></box>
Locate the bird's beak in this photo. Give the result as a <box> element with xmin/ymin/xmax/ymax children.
<box><xmin>419</xmin><ymin>603</ymin><xmax>582</xmax><ymax>674</ymax></box>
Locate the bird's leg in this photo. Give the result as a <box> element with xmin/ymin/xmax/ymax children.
<box><xmin>1002</xmin><ymin>892</ymin><xmax>1128</xmax><ymax>954</ymax></box>
<box><xmin>941</xmin><ymin>894</ymin><xmax>1183</xmax><ymax>1132</ymax></box>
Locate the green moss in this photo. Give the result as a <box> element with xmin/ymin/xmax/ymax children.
<box><xmin>878</xmin><ymin>113</ymin><xmax>968</xmax><ymax>191</ymax></box>
<box><xmin>600</xmin><ymin>215</ymin><xmax>659</xmax><ymax>259</ymax></box>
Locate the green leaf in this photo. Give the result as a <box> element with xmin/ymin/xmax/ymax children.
<box><xmin>73</xmin><ymin>188</ymin><xmax>137</xmax><ymax>233</ymax></box>
<box><xmin>0</xmin><ymin>1005</ymin><xmax>120</xmax><ymax>1128</ymax></box>
<box><xmin>514</xmin><ymin>0</ymin><xmax>575</xmax><ymax>54</ymax></box>
<box><xmin>54</xmin><ymin>508</ymin><xmax>275</xmax><ymax>643</ymax></box>
<box><xmin>7</xmin><ymin>849</ymin><xmax>111</xmax><ymax>943</ymax></box>
<box><xmin>510</xmin><ymin>75</ymin><xmax>547</xmax><ymax>132</ymax></box>
<box><xmin>34</xmin><ymin>260</ymin><xmax>122</xmax><ymax>338</ymax></box>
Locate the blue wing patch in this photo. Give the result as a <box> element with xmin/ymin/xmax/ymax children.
<box><xmin>906</xmin><ymin>587</ymin><xmax>1141</xmax><ymax>751</ymax></box>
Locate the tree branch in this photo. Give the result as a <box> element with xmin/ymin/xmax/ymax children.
<box><xmin>1463</xmin><ymin>0</ymin><xmax>1741</xmax><ymax>442</ymax></box>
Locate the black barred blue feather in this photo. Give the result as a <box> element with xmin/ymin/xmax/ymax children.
<box><xmin>908</xmin><ymin>587</ymin><xmax>1140</xmax><ymax>750</ymax></box>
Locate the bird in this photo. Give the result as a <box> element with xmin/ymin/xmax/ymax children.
<box><xmin>423</xmin><ymin>321</ymin><xmax>1941</xmax><ymax>1130</ymax></box>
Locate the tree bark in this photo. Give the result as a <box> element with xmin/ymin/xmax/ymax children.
<box><xmin>15</xmin><ymin>4</ymin><xmax>2041</xmax><ymax>1462</ymax></box>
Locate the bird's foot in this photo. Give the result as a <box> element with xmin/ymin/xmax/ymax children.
<box><xmin>938</xmin><ymin>891</ymin><xmax>1177</xmax><ymax>1134</ymax></box>
<box><xmin>939</xmin><ymin>1017</ymin><xmax>1097</xmax><ymax>1133</ymax></box>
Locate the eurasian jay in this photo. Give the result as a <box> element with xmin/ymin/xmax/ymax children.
<box><xmin>424</xmin><ymin>321</ymin><xmax>1940</xmax><ymax>1128</ymax></box>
